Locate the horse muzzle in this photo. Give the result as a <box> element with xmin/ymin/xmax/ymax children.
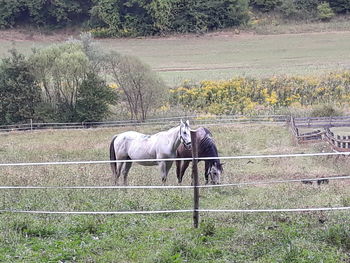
<box><xmin>180</xmin><ymin>136</ymin><xmax>192</xmax><ymax>150</ymax></box>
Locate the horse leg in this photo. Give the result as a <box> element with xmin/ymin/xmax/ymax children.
<box><xmin>114</xmin><ymin>162</ymin><xmax>123</xmax><ymax>185</ymax></box>
<box><xmin>160</xmin><ymin>161</ymin><xmax>173</xmax><ymax>183</ymax></box>
<box><xmin>176</xmin><ymin>160</ymin><xmax>181</xmax><ymax>183</ymax></box>
<box><xmin>122</xmin><ymin>162</ymin><xmax>132</xmax><ymax>186</ymax></box>
<box><xmin>180</xmin><ymin>161</ymin><xmax>190</xmax><ymax>184</ymax></box>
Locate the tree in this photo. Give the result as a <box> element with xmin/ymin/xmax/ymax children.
<box><xmin>328</xmin><ymin>0</ymin><xmax>350</xmax><ymax>14</ymax></box>
<box><xmin>30</xmin><ymin>42</ymin><xmax>90</xmax><ymax>121</ymax></box>
<box><xmin>0</xmin><ymin>49</ymin><xmax>41</xmax><ymax>125</ymax></box>
<box><xmin>317</xmin><ymin>2</ymin><xmax>335</xmax><ymax>20</ymax></box>
<box><xmin>0</xmin><ymin>0</ymin><xmax>23</xmax><ymax>28</ymax></box>
<box><xmin>106</xmin><ymin>52</ymin><xmax>167</xmax><ymax>121</ymax></box>
<box><xmin>75</xmin><ymin>72</ymin><xmax>116</xmax><ymax>122</ymax></box>
<box><xmin>29</xmin><ymin>35</ymin><xmax>118</xmax><ymax>122</ymax></box>
<box><xmin>250</xmin><ymin>0</ymin><xmax>281</xmax><ymax>12</ymax></box>
<box><xmin>0</xmin><ymin>0</ymin><xmax>93</xmax><ymax>28</ymax></box>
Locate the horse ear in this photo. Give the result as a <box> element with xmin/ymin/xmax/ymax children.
<box><xmin>186</xmin><ymin>120</ymin><xmax>190</xmax><ymax>126</ymax></box>
<box><xmin>180</xmin><ymin>119</ymin><xmax>184</xmax><ymax>125</ymax></box>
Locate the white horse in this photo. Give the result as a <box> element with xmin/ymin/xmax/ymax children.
<box><xmin>109</xmin><ymin>120</ymin><xmax>191</xmax><ymax>185</ymax></box>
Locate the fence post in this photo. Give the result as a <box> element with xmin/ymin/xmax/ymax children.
<box><xmin>343</xmin><ymin>136</ymin><xmax>347</xmax><ymax>149</ymax></box>
<box><xmin>191</xmin><ymin>130</ymin><xmax>199</xmax><ymax>228</ymax></box>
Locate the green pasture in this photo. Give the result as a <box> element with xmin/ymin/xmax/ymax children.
<box><xmin>1</xmin><ymin>29</ymin><xmax>350</xmax><ymax>86</ymax></box>
<box><xmin>1</xmin><ymin>124</ymin><xmax>350</xmax><ymax>262</ymax></box>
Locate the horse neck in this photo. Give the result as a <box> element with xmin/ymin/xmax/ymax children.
<box><xmin>200</xmin><ymin>136</ymin><xmax>220</xmax><ymax>164</ymax></box>
<box><xmin>200</xmin><ymin>136</ymin><xmax>217</xmax><ymax>155</ymax></box>
<box><xmin>168</xmin><ymin>126</ymin><xmax>181</xmax><ymax>152</ymax></box>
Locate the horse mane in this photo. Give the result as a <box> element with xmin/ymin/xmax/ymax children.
<box><xmin>198</xmin><ymin>132</ymin><xmax>219</xmax><ymax>159</ymax></box>
<box><xmin>201</xmin><ymin>127</ymin><xmax>213</xmax><ymax>137</ymax></box>
<box><xmin>199</xmin><ymin>134</ymin><xmax>223</xmax><ymax>172</ymax></box>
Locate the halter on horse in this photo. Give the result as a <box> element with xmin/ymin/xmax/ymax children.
<box><xmin>110</xmin><ymin>120</ymin><xmax>191</xmax><ymax>185</ymax></box>
<box><xmin>176</xmin><ymin>127</ymin><xmax>223</xmax><ymax>184</ymax></box>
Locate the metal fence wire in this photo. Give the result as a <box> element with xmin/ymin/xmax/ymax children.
<box><xmin>1</xmin><ymin>151</ymin><xmax>350</xmax><ymax>221</ymax></box>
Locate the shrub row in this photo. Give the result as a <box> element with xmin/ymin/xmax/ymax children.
<box><xmin>169</xmin><ymin>72</ymin><xmax>350</xmax><ymax>115</ymax></box>
<box><xmin>0</xmin><ymin>0</ymin><xmax>348</xmax><ymax>36</ymax></box>
<box><xmin>0</xmin><ymin>34</ymin><xmax>166</xmax><ymax>125</ymax></box>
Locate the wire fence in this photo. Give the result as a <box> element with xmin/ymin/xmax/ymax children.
<box><xmin>0</xmin><ymin>151</ymin><xmax>349</xmax><ymax>167</ymax></box>
<box><xmin>1</xmin><ymin>151</ymin><xmax>350</xmax><ymax>218</ymax></box>
<box><xmin>2</xmin><ymin>207</ymin><xmax>350</xmax><ymax>215</ymax></box>
<box><xmin>1</xmin><ymin>174</ymin><xmax>348</xmax><ymax>190</ymax></box>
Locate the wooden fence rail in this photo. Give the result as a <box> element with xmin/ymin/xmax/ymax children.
<box><xmin>291</xmin><ymin>116</ymin><xmax>350</xmax><ymax>152</ymax></box>
<box><xmin>293</xmin><ymin>116</ymin><xmax>350</xmax><ymax>128</ymax></box>
<box><xmin>0</xmin><ymin>115</ymin><xmax>288</xmax><ymax>133</ymax></box>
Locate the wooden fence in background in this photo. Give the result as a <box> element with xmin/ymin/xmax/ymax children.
<box><xmin>4</xmin><ymin>115</ymin><xmax>350</xmax><ymax>152</ymax></box>
<box><xmin>291</xmin><ymin>116</ymin><xmax>350</xmax><ymax>152</ymax></box>
<box><xmin>293</xmin><ymin>116</ymin><xmax>350</xmax><ymax>129</ymax></box>
<box><xmin>0</xmin><ymin>115</ymin><xmax>288</xmax><ymax>133</ymax></box>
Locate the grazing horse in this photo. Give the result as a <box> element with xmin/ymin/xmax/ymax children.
<box><xmin>110</xmin><ymin>120</ymin><xmax>191</xmax><ymax>185</ymax></box>
<box><xmin>176</xmin><ymin>127</ymin><xmax>223</xmax><ymax>185</ymax></box>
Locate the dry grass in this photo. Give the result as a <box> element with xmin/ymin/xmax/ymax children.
<box><xmin>1</xmin><ymin>124</ymin><xmax>350</xmax><ymax>262</ymax></box>
<box><xmin>0</xmin><ymin>123</ymin><xmax>347</xmax><ymax>186</ymax></box>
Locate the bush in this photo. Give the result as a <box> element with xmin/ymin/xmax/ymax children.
<box><xmin>0</xmin><ymin>0</ymin><xmax>22</xmax><ymax>28</ymax></box>
<box><xmin>278</xmin><ymin>0</ymin><xmax>298</xmax><ymax>18</ymax></box>
<box><xmin>310</xmin><ymin>104</ymin><xmax>342</xmax><ymax>117</ymax></box>
<box><xmin>250</xmin><ymin>0</ymin><xmax>281</xmax><ymax>12</ymax></box>
<box><xmin>0</xmin><ymin>49</ymin><xmax>41</xmax><ymax>125</ymax></box>
<box><xmin>277</xmin><ymin>0</ymin><xmax>319</xmax><ymax>20</ymax></box>
<box><xmin>0</xmin><ymin>0</ymin><xmax>93</xmax><ymax>29</ymax></box>
<box><xmin>33</xmin><ymin>102</ymin><xmax>58</xmax><ymax>123</ymax></box>
<box><xmin>29</xmin><ymin>42</ymin><xmax>90</xmax><ymax>122</ymax></box>
<box><xmin>106</xmin><ymin>52</ymin><xmax>168</xmax><ymax>121</ymax></box>
<box><xmin>89</xmin><ymin>0</ymin><xmax>250</xmax><ymax>36</ymax></box>
<box><xmin>328</xmin><ymin>0</ymin><xmax>350</xmax><ymax>14</ymax></box>
<box><xmin>170</xmin><ymin>72</ymin><xmax>350</xmax><ymax>115</ymax></box>
<box><xmin>274</xmin><ymin>0</ymin><xmax>330</xmax><ymax>20</ymax></box>
<box><xmin>75</xmin><ymin>72</ymin><xmax>116</xmax><ymax>122</ymax></box>
<box><xmin>317</xmin><ymin>2</ymin><xmax>335</xmax><ymax>21</ymax></box>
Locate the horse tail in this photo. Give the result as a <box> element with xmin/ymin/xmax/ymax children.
<box><xmin>110</xmin><ymin>135</ymin><xmax>117</xmax><ymax>175</ymax></box>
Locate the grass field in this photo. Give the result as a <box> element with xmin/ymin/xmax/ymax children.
<box><xmin>1</xmin><ymin>26</ymin><xmax>350</xmax><ymax>86</ymax></box>
<box><xmin>1</xmin><ymin>123</ymin><xmax>350</xmax><ymax>262</ymax></box>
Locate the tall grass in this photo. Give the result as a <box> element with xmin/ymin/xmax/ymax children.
<box><xmin>1</xmin><ymin>124</ymin><xmax>350</xmax><ymax>262</ymax></box>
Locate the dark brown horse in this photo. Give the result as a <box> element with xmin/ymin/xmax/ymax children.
<box><xmin>176</xmin><ymin>127</ymin><xmax>223</xmax><ymax>184</ymax></box>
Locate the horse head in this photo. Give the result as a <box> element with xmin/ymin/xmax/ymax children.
<box><xmin>208</xmin><ymin>161</ymin><xmax>223</xmax><ymax>185</ymax></box>
<box><xmin>179</xmin><ymin>120</ymin><xmax>191</xmax><ymax>149</ymax></box>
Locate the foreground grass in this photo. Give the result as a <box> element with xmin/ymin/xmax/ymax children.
<box><xmin>1</xmin><ymin>123</ymin><xmax>350</xmax><ymax>262</ymax></box>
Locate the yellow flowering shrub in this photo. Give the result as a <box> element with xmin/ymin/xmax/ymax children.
<box><xmin>169</xmin><ymin>71</ymin><xmax>350</xmax><ymax>115</ymax></box>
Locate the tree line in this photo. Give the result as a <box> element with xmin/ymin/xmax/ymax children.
<box><xmin>0</xmin><ymin>0</ymin><xmax>348</xmax><ymax>36</ymax></box>
<box><xmin>0</xmin><ymin>34</ymin><xmax>167</xmax><ymax>125</ymax></box>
